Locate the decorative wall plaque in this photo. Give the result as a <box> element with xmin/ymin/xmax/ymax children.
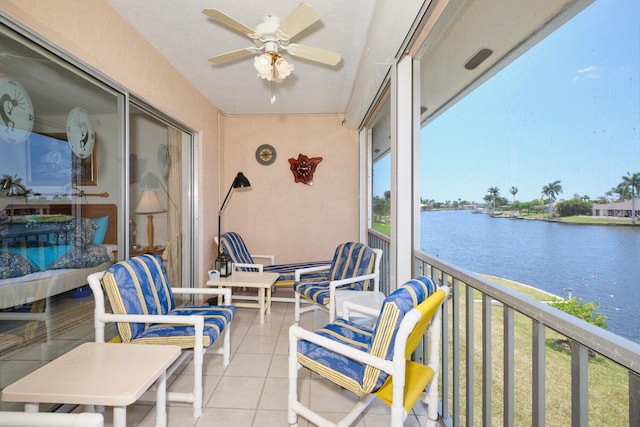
<box><xmin>288</xmin><ymin>153</ymin><xmax>323</xmax><ymax>185</ymax></box>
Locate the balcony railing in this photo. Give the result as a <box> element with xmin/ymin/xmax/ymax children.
<box><xmin>368</xmin><ymin>230</ymin><xmax>640</xmax><ymax>426</ymax></box>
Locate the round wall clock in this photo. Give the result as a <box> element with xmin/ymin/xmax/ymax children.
<box><xmin>158</xmin><ymin>143</ymin><xmax>170</xmax><ymax>176</ymax></box>
<box><xmin>66</xmin><ymin>107</ymin><xmax>95</xmax><ymax>159</ymax></box>
<box><xmin>255</xmin><ymin>144</ymin><xmax>276</xmax><ymax>165</ymax></box>
<box><xmin>0</xmin><ymin>77</ymin><xmax>34</xmax><ymax>144</ymax></box>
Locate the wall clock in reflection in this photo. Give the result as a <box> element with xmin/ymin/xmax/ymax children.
<box><xmin>66</xmin><ymin>107</ymin><xmax>95</xmax><ymax>159</ymax></box>
<box><xmin>255</xmin><ymin>144</ymin><xmax>276</xmax><ymax>165</ymax></box>
<box><xmin>0</xmin><ymin>77</ymin><xmax>34</xmax><ymax>144</ymax></box>
<box><xmin>158</xmin><ymin>143</ymin><xmax>169</xmax><ymax>176</ymax></box>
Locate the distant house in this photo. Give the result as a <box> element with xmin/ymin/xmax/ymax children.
<box><xmin>592</xmin><ymin>198</ymin><xmax>640</xmax><ymax>217</ymax></box>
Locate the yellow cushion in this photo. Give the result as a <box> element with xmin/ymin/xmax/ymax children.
<box><xmin>374</xmin><ymin>360</ymin><xmax>434</xmax><ymax>412</ymax></box>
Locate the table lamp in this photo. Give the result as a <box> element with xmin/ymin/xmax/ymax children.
<box><xmin>135</xmin><ymin>189</ymin><xmax>166</xmax><ymax>251</ymax></box>
<box><xmin>216</xmin><ymin>172</ymin><xmax>251</xmax><ymax>276</ymax></box>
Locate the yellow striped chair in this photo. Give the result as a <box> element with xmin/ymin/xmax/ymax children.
<box><xmin>293</xmin><ymin>242</ymin><xmax>383</xmax><ymax>322</ymax></box>
<box><xmin>288</xmin><ymin>276</ymin><xmax>449</xmax><ymax>427</ymax></box>
<box><xmin>87</xmin><ymin>254</ymin><xmax>235</xmax><ymax>418</ymax></box>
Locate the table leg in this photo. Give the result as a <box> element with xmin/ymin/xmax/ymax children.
<box><xmin>267</xmin><ymin>285</ymin><xmax>272</xmax><ymax>315</ymax></box>
<box><xmin>113</xmin><ymin>406</ymin><xmax>126</xmax><ymax>427</ymax></box>
<box><xmin>24</xmin><ymin>402</ymin><xmax>38</xmax><ymax>412</ymax></box>
<box><xmin>258</xmin><ymin>288</ymin><xmax>265</xmax><ymax>324</ymax></box>
<box><xmin>155</xmin><ymin>370</ymin><xmax>167</xmax><ymax>427</ymax></box>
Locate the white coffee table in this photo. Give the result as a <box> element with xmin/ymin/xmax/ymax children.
<box><xmin>1</xmin><ymin>342</ymin><xmax>181</xmax><ymax>427</ymax></box>
<box><xmin>208</xmin><ymin>271</ymin><xmax>279</xmax><ymax>324</ymax></box>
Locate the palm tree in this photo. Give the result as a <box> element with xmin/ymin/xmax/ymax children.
<box><xmin>487</xmin><ymin>186</ymin><xmax>500</xmax><ymax>212</ymax></box>
<box><xmin>541</xmin><ymin>180</ymin><xmax>562</xmax><ymax>219</ymax></box>
<box><xmin>620</xmin><ymin>172</ymin><xmax>640</xmax><ymax>224</ymax></box>
<box><xmin>509</xmin><ymin>186</ymin><xmax>518</xmax><ymax>203</ymax></box>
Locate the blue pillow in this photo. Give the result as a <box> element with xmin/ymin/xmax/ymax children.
<box><xmin>92</xmin><ymin>216</ymin><xmax>109</xmax><ymax>245</ymax></box>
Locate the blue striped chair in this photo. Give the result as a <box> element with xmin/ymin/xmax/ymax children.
<box><xmin>293</xmin><ymin>242</ymin><xmax>383</xmax><ymax>322</ymax></box>
<box><xmin>87</xmin><ymin>254</ymin><xmax>235</xmax><ymax>418</ymax></box>
<box><xmin>218</xmin><ymin>231</ymin><xmax>332</xmax><ymax>301</ymax></box>
<box><xmin>288</xmin><ymin>276</ymin><xmax>448</xmax><ymax>427</ymax></box>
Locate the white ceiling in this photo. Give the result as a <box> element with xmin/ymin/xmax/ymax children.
<box><xmin>105</xmin><ymin>0</ymin><xmax>376</xmax><ymax>115</ymax></box>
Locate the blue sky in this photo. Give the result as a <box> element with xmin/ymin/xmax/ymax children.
<box><xmin>375</xmin><ymin>0</ymin><xmax>639</xmax><ymax>203</ymax></box>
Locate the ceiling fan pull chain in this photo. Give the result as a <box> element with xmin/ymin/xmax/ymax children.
<box><xmin>271</xmin><ymin>79</ymin><xmax>276</xmax><ymax>104</ymax></box>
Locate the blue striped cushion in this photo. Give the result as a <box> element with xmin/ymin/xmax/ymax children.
<box><xmin>329</xmin><ymin>243</ymin><xmax>376</xmax><ymax>291</ymax></box>
<box><xmin>219</xmin><ymin>232</ymin><xmax>254</xmax><ymax>265</ymax></box>
<box><xmin>294</xmin><ymin>242</ymin><xmax>377</xmax><ymax>304</ymax></box>
<box><xmin>363</xmin><ymin>276</ymin><xmax>437</xmax><ymax>391</ymax></box>
<box><xmin>129</xmin><ymin>305</ymin><xmax>235</xmax><ymax>349</ymax></box>
<box><xmin>297</xmin><ymin>318</ymin><xmax>374</xmax><ymax>395</ymax></box>
<box><xmin>263</xmin><ymin>261</ymin><xmax>330</xmax><ymax>284</ymax></box>
<box><xmin>101</xmin><ymin>254</ymin><xmax>235</xmax><ymax>349</ymax></box>
<box><xmin>102</xmin><ymin>255</ymin><xmax>175</xmax><ymax>342</ymax></box>
<box><xmin>296</xmin><ymin>276</ymin><xmax>438</xmax><ymax>397</ymax></box>
<box><xmin>220</xmin><ymin>231</ymin><xmax>331</xmax><ymax>283</ymax></box>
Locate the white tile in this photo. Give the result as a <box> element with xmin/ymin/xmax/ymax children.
<box><xmin>225</xmin><ymin>353</ymin><xmax>272</xmax><ymax>377</ymax></box>
<box><xmin>309</xmin><ymin>378</ymin><xmax>360</xmax><ymax>413</ymax></box>
<box><xmin>196</xmin><ymin>407</ymin><xmax>255</xmax><ymax>427</ymax></box>
<box><xmin>254</xmin><ymin>409</ymin><xmax>310</xmax><ymax>427</ymax></box>
<box><xmin>236</xmin><ymin>334</ymin><xmax>278</xmax><ymax>354</ymax></box>
<box><xmin>207</xmin><ymin>376</ymin><xmax>265</xmax><ymax>409</ymax></box>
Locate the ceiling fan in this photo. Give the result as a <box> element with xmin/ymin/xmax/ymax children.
<box><xmin>202</xmin><ymin>2</ymin><xmax>342</xmax><ymax>90</ymax></box>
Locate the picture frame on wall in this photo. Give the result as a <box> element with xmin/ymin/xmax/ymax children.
<box><xmin>27</xmin><ymin>133</ymin><xmax>98</xmax><ymax>187</ymax></box>
<box><xmin>72</xmin><ymin>138</ymin><xmax>98</xmax><ymax>186</ymax></box>
<box><xmin>27</xmin><ymin>133</ymin><xmax>72</xmax><ymax>187</ymax></box>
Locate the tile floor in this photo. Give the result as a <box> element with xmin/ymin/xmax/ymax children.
<box><xmin>0</xmin><ymin>294</ymin><xmax>433</xmax><ymax>426</ymax></box>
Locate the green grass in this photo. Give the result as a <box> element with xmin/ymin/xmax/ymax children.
<box><xmin>372</xmin><ymin>221</ymin><xmax>390</xmax><ymax>235</ymax></box>
<box><xmin>445</xmin><ymin>275</ymin><xmax>629</xmax><ymax>426</ymax></box>
<box><xmin>558</xmin><ymin>215</ymin><xmax>635</xmax><ymax>225</ymax></box>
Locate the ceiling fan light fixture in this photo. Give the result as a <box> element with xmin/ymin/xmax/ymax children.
<box><xmin>253</xmin><ymin>52</ymin><xmax>293</xmax><ymax>82</ymax></box>
<box><xmin>254</xmin><ymin>53</ymin><xmax>274</xmax><ymax>80</ymax></box>
<box><xmin>274</xmin><ymin>56</ymin><xmax>293</xmax><ymax>79</ymax></box>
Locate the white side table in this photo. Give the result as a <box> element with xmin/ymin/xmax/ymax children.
<box><xmin>335</xmin><ymin>290</ymin><xmax>386</xmax><ymax>325</ymax></box>
<box><xmin>208</xmin><ymin>271</ymin><xmax>279</xmax><ymax>324</ymax></box>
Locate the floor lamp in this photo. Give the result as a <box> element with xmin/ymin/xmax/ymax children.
<box><xmin>135</xmin><ymin>189</ymin><xmax>166</xmax><ymax>252</ymax></box>
<box><xmin>216</xmin><ymin>172</ymin><xmax>251</xmax><ymax>276</ymax></box>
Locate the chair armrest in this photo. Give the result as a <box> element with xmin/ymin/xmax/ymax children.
<box><xmin>342</xmin><ymin>301</ymin><xmax>380</xmax><ymax>319</ymax></box>
<box><xmin>251</xmin><ymin>254</ymin><xmax>275</xmax><ymax>265</ymax></box>
<box><xmin>289</xmin><ymin>324</ymin><xmax>391</xmax><ymax>373</ymax></box>
<box><xmin>172</xmin><ymin>287</ymin><xmax>232</xmax><ymax>305</ymax></box>
<box><xmin>329</xmin><ymin>272</ymin><xmax>377</xmax><ymax>290</ymax></box>
<box><xmin>233</xmin><ymin>262</ymin><xmax>264</xmax><ymax>272</ymax></box>
<box><xmin>295</xmin><ymin>264</ymin><xmax>332</xmax><ymax>281</ymax></box>
<box><xmin>102</xmin><ymin>312</ymin><xmax>204</xmax><ymax>328</ymax></box>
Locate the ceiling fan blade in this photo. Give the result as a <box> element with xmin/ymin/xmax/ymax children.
<box><xmin>277</xmin><ymin>3</ymin><xmax>321</xmax><ymax>40</ymax></box>
<box><xmin>202</xmin><ymin>9</ymin><xmax>255</xmax><ymax>36</ymax></box>
<box><xmin>286</xmin><ymin>44</ymin><xmax>342</xmax><ymax>66</ymax></box>
<box><xmin>208</xmin><ymin>48</ymin><xmax>256</xmax><ymax>64</ymax></box>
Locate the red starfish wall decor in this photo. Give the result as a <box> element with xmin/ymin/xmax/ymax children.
<box><xmin>288</xmin><ymin>153</ymin><xmax>323</xmax><ymax>185</ymax></box>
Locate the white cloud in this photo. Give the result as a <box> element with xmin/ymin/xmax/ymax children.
<box><xmin>574</xmin><ymin>65</ymin><xmax>600</xmax><ymax>81</ymax></box>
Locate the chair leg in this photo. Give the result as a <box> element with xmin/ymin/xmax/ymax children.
<box><xmin>192</xmin><ymin>344</ymin><xmax>203</xmax><ymax>417</ymax></box>
<box><xmin>294</xmin><ymin>291</ymin><xmax>301</xmax><ymax>324</ymax></box>
<box><xmin>288</xmin><ymin>328</ymin><xmax>299</xmax><ymax>426</ymax></box>
<box><xmin>222</xmin><ymin>327</ymin><xmax>231</xmax><ymax>366</ymax></box>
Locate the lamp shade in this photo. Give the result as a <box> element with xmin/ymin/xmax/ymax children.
<box><xmin>231</xmin><ymin>172</ymin><xmax>251</xmax><ymax>189</ymax></box>
<box><xmin>135</xmin><ymin>190</ymin><xmax>166</xmax><ymax>214</ymax></box>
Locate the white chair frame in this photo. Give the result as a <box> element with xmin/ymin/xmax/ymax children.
<box><xmin>294</xmin><ymin>248</ymin><xmax>383</xmax><ymax>323</ymax></box>
<box><xmin>288</xmin><ymin>285</ymin><xmax>449</xmax><ymax>427</ymax></box>
<box><xmin>87</xmin><ymin>271</ymin><xmax>233</xmax><ymax>418</ymax></box>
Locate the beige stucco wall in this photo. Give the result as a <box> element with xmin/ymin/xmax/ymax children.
<box><xmin>220</xmin><ymin>114</ymin><xmax>359</xmax><ymax>263</ymax></box>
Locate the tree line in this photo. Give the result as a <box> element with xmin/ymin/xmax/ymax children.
<box><xmin>374</xmin><ymin>172</ymin><xmax>640</xmax><ymax>221</ymax></box>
